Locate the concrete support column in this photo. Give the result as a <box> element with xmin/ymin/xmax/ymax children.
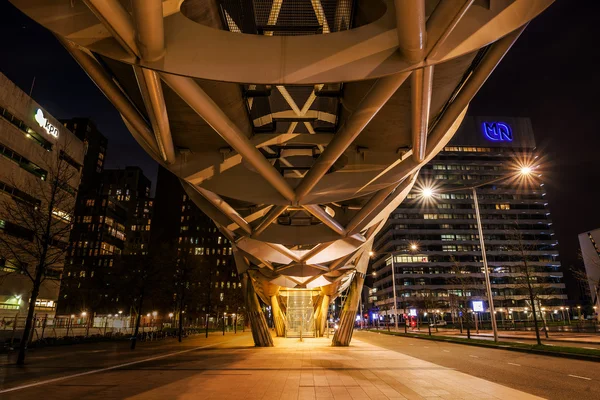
<box><xmin>318</xmin><ymin>294</ymin><xmax>330</xmax><ymax>337</ymax></box>
<box><xmin>332</xmin><ymin>274</ymin><xmax>365</xmax><ymax>346</ymax></box>
<box><xmin>270</xmin><ymin>294</ymin><xmax>286</xmax><ymax>337</ymax></box>
<box><xmin>242</xmin><ymin>274</ymin><xmax>274</xmax><ymax>347</ymax></box>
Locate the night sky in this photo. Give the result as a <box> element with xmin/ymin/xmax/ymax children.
<box><xmin>1</xmin><ymin>1</ymin><xmax>598</xmax><ymax>300</ymax></box>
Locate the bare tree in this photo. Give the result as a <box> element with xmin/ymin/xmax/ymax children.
<box><xmin>509</xmin><ymin>228</ymin><xmax>554</xmax><ymax>345</ymax></box>
<box><xmin>0</xmin><ymin>141</ymin><xmax>80</xmax><ymax>365</ymax></box>
<box><xmin>113</xmin><ymin>246</ymin><xmax>174</xmax><ymax>350</ymax></box>
<box><xmin>448</xmin><ymin>259</ymin><xmax>482</xmax><ymax>337</ymax></box>
<box><xmin>173</xmin><ymin>249</ymin><xmax>206</xmax><ymax>342</ymax></box>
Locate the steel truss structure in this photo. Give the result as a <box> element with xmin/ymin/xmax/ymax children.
<box><xmin>11</xmin><ymin>0</ymin><xmax>553</xmax><ymax>346</ymax></box>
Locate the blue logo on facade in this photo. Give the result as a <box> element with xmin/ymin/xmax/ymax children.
<box><xmin>482</xmin><ymin>122</ymin><xmax>513</xmax><ymax>142</ymax></box>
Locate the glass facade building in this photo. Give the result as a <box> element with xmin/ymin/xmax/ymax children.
<box><xmin>371</xmin><ymin>117</ymin><xmax>566</xmax><ymax>321</ymax></box>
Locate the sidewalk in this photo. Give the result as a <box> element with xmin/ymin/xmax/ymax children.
<box><xmin>1</xmin><ymin>332</ymin><xmax>544</xmax><ymax>400</ymax></box>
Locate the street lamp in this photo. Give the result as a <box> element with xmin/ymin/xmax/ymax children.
<box><xmin>371</xmin><ymin>243</ymin><xmax>419</xmax><ymax>332</ymax></box>
<box><xmin>419</xmin><ymin>166</ymin><xmax>534</xmax><ymax>343</ymax></box>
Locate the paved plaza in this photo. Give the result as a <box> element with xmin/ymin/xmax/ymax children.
<box><xmin>1</xmin><ymin>332</ymin><xmax>551</xmax><ymax>400</ymax></box>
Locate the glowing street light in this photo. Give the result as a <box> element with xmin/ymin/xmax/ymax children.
<box><xmin>168</xmin><ymin>312</ymin><xmax>174</xmax><ymax>318</ymax></box>
<box><xmin>410</xmin><ymin>243</ymin><xmax>418</xmax><ymax>251</ymax></box>
<box><xmin>81</xmin><ymin>311</ymin><xmax>87</xmax><ymax>317</ymax></box>
<box><xmin>422</xmin><ymin>187</ymin><xmax>434</xmax><ymax>198</ymax></box>
<box><xmin>152</xmin><ymin>311</ymin><xmax>158</xmax><ymax>317</ymax></box>
<box><xmin>520</xmin><ymin>166</ymin><xmax>533</xmax><ymax>175</ymax></box>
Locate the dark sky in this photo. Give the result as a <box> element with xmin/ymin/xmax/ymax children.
<box><xmin>1</xmin><ymin>1</ymin><xmax>599</xmax><ymax>299</ymax></box>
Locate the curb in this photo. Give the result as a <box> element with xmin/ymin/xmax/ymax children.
<box><xmin>365</xmin><ymin>330</ymin><xmax>600</xmax><ymax>363</ymax></box>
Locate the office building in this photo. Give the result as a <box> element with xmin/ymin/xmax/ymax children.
<box><xmin>153</xmin><ymin>166</ymin><xmax>242</xmax><ymax>321</ymax></box>
<box><xmin>371</xmin><ymin>117</ymin><xmax>566</xmax><ymax>321</ymax></box>
<box><xmin>101</xmin><ymin>167</ymin><xmax>153</xmax><ymax>256</ymax></box>
<box><xmin>58</xmin><ymin>167</ymin><xmax>152</xmax><ymax>314</ymax></box>
<box><xmin>0</xmin><ymin>72</ymin><xmax>84</xmax><ymax>318</ymax></box>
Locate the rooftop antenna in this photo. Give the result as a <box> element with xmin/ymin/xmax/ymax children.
<box><xmin>29</xmin><ymin>76</ymin><xmax>36</xmax><ymax>97</ymax></box>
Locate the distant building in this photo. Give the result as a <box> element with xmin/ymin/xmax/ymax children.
<box><xmin>101</xmin><ymin>167</ymin><xmax>153</xmax><ymax>256</ymax></box>
<box><xmin>60</xmin><ymin>118</ymin><xmax>107</xmax><ymax>197</ymax></box>
<box><xmin>0</xmin><ymin>72</ymin><xmax>84</xmax><ymax>318</ymax></box>
<box><xmin>153</xmin><ymin>166</ymin><xmax>242</xmax><ymax>322</ymax></box>
<box><xmin>578</xmin><ymin>228</ymin><xmax>600</xmax><ymax>310</ymax></box>
<box><xmin>58</xmin><ymin>166</ymin><xmax>152</xmax><ymax>315</ymax></box>
<box><xmin>371</xmin><ymin>117</ymin><xmax>566</xmax><ymax>322</ymax></box>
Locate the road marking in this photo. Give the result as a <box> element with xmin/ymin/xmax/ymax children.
<box><xmin>507</xmin><ymin>362</ymin><xmax>521</xmax><ymax>366</ymax></box>
<box><xmin>443</xmin><ymin>350</ymin><xmax>450</xmax><ymax>352</ymax></box>
<box><xmin>409</xmin><ymin>344</ymin><xmax>414</xmax><ymax>346</ymax></box>
<box><xmin>568</xmin><ymin>374</ymin><xmax>591</xmax><ymax>381</ymax></box>
<box><xmin>424</xmin><ymin>346</ymin><xmax>430</xmax><ymax>348</ymax></box>
<box><xmin>515</xmin><ymin>341</ymin><xmax>526</xmax><ymax>344</ymax></box>
<box><xmin>583</xmin><ymin>347</ymin><xmax>598</xmax><ymax>350</ymax></box>
<box><xmin>545</xmin><ymin>344</ymin><xmax>555</xmax><ymax>346</ymax></box>
<box><xmin>469</xmin><ymin>355</ymin><xmax>479</xmax><ymax>358</ymax></box>
<box><xmin>0</xmin><ymin>341</ymin><xmax>229</xmax><ymax>394</ymax></box>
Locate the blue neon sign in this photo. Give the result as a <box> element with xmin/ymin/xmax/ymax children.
<box><xmin>482</xmin><ymin>122</ymin><xmax>513</xmax><ymax>142</ymax></box>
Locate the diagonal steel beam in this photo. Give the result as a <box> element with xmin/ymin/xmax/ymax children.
<box><xmin>303</xmin><ymin>205</ymin><xmax>346</xmax><ymax>236</ymax></box>
<box><xmin>294</xmin><ymin>71</ymin><xmax>411</xmax><ymax>203</ymax></box>
<box><xmin>361</xmin><ymin>26</ymin><xmax>528</xmax><ymax>191</ymax></box>
<box><xmin>394</xmin><ymin>0</ymin><xmax>426</xmax><ymax>63</ymax></box>
<box><xmin>130</xmin><ymin>0</ymin><xmax>176</xmax><ymax>164</ymax></box>
<box><xmin>131</xmin><ymin>0</ymin><xmax>165</xmax><ymax>62</ymax></box>
<box><xmin>300</xmin><ymin>242</ymin><xmax>334</xmax><ymax>262</ymax></box>
<box><xmin>86</xmin><ymin>0</ymin><xmax>175</xmax><ymax>164</ymax></box>
<box><xmin>350</xmin><ymin>173</ymin><xmax>417</xmax><ymax>235</ymax></box>
<box><xmin>265</xmin><ymin>242</ymin><xmax>301</xmax><ymax>263</ymax></box>
<box><xmin>161</xmin><ymin>73</ymin><xmax>296</xmax><ymax>202</ymax></box>
<box><xmin>83</xmin><ymin>0</ymin><xmax>140</xmax><ymax>57</ymax></box>
<box><xmin>346</xmin><ymin>181</ymin><xmax>404</xmax><ymax>234</ymax></box>
<box><xmin>59</xmin><ymin>38</ymin><xmax>160</xmax><ymax>158</ymax></box>
<box><xmin>426</xmin><ymin>0</ymin><xmax>474</xmax><ymax>60</ymax></box>
<box><xmin>195</xmin><ymin>187</ymin><xmax>252</xmax><ymax>235</ymax></box>
<box><xmin>133</xmin><ymin>67</ymin><xmax>176</xmax><ymax>164</ymax></box>
<box><xmin>411</xmin><ymin>66</ymin><xmax>434</xmax><ymax>162</ymax></box>
<box><xmin>252</xmin><ymin>205</ymin><xmax>288</xmax><ymax>238</ymax></box>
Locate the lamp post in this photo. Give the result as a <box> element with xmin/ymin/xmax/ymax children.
<box><xmin>371</xmin><ymin>244</ymin><xmax>419</xmax><ymax>332</ymax></box>
<box><xmin>419</xmin><ymin>165</ymin><xmax>535</xmax><ymax>343</ymax></box>
<box><xmin>391</xmin><ymin>254</ymin><xmax>398</xmax><ymax>331</ymax></box>
<box><xmin>472</xmin><ymin>187</ymin><xmax>498</xmax><ymax>342</ymax></box>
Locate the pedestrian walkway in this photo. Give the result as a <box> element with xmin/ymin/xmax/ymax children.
<box><xmin>2</xmin><ymin>332</ymin><xmax>544</xmax><ymax>399</ymax></box>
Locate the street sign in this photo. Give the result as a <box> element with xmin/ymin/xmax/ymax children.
<box><xmin>472</xmin><ymin>301</ymin><xmax>484</xmax><ymax>312</ymax></box>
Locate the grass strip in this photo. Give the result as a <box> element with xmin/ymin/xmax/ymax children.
<box><xmin>365</xmin><ymin>329</ymin><xmax>600</xmax><ymax>361</ymax></box>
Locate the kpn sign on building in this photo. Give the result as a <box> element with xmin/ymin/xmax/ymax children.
<box><xmin>34</xmin><ymin>108</ymin><xmax>59</xmax><ymax>138</ymax></box>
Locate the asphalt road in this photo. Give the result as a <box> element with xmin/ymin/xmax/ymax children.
<box><xmin>355</xmin><ymin>330</ymin><xmax>600</xmax><ymax>400</ymax></box>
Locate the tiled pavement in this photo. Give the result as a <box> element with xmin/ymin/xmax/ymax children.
<box><xmin>125</xmin><ymin>335</ymin><xmax>543</xmax><ymax>400</ymax></box>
